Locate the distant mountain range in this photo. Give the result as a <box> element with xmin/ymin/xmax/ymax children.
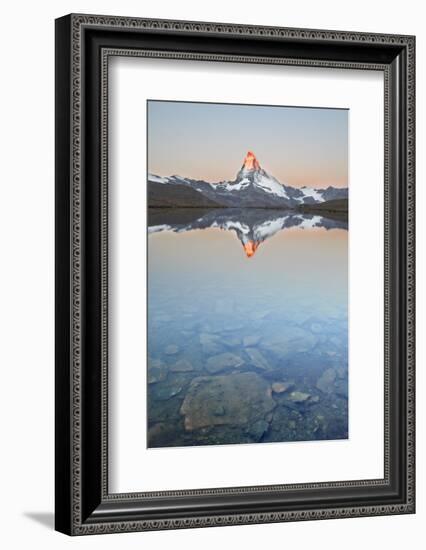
<box><xmin>148</xmin><ymin>151</ymin><xmax>348</xmax><ymax>210</ymax></box>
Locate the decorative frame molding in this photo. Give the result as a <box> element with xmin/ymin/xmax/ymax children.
<box><xmin>55</xmin><ymin>14</ymin><xmax>415</xmax><ymax>535</ymax></box>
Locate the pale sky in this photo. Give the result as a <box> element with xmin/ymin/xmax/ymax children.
<box><xmin>148</xmin><ymin>100</ymin><xmax>348</xmax><ymax>189</ymax></box>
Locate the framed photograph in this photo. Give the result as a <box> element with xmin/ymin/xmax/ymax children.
<box><xmin>55</xmin><ymin>14</ymin><xmax>415</xmax><ymax>535</ymax></box>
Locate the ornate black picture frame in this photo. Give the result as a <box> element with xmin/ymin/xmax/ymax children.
<box><xmin>55</xmin><ymin>13</ymin><xmax>415</xmax><ymax>535</ymax></box>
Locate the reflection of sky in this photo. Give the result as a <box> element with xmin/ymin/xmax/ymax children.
<box><xmin>148</xmin><ymin>226</ymin><xmax>348</xmax><ymax>316</ymax></box>
<box><xmin>147</xmin><ymin>223</ymin><xmax>348</xmax><ymax>447</ymax></box>
<box><xmin>148</xmin><ymin>101</ymin><xmax>348</xmax><ymax>188</ymax></box>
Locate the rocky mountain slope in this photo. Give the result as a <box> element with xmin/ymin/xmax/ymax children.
<box><xmin>148</xmin><ymin>151</ymin><xmax>348</xmax><ymax>209</ymax></box>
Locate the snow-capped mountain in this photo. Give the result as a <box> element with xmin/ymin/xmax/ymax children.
<box><xmin>148</xmin><ymin>151</ymin><xmax>348</xmax><ymax>209</ymax></box>
<box><xmin>148</xmin><ymin>208</ymin><xmax>347</xmax><ymax>258</ymax></box>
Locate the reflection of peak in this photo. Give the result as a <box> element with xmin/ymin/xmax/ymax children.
<box><xmin>243</xmin><ymin>240</ymin><xmax>259</xmax><ymax>258</ymax></box>
<box><xmin>242</xmin><ymin>151</ymin><xmax>260</xmax><ymax>171</ymax></box>
<box><xmin>148</xmin><ymin>208</ymin><xmax>348</xmax><ymax>259</ymax></box>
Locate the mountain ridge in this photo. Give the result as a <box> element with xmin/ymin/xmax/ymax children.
<box><xmin>148</xmin><ymin>151</ymin><xmax>348</xmax><ymax>210</ymax></box>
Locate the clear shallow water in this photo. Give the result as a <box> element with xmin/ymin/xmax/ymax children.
<box><xmin>147</xmin><ymin>208</ymin><xmax>348</xmax><ymax>448</ymax></box>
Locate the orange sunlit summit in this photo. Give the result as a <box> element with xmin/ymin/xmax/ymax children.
<box><xmin>242</xmin><ymin>151</ymin><xmax>261</xmax><ymax>171</ymax></box>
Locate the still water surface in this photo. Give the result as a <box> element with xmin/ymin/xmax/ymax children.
<box><xmin>147</xmin><ymin>208</ymin><xmax>348</xmax><ymax>448</ymax></box>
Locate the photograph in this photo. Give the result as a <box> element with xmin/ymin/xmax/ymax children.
<box><xmin>147</xmin><ymin>100</ymin><xmax>349</xmax><ymax>448</ymax></box>
<box><xmin>0</xmin><ymin>0</ymin><xmax>419</xmax><ymax>544</ymax></box>
<box><xmin>52</xmin><ymin>10</ymin><xmax>415</xmax><ymax>537</ymax></box>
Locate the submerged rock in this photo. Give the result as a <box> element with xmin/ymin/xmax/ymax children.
<box><xmin>164</xmin><ymin>344</ymin><xmax>180</xmax><ymax>356</ymax></box>
<box><xmin>200</xmin><ymin>333</ymin><xmax>223</xmax><ymax>355</ymax></box>
<box><xmin>336</xmin><ymin>367</ymin><xmax>347</xmax><ymax>379</ymax></box>
<box><xmin>271</xmin><ymin>381</ymin><xmax>293</xmax><ymax>394</ymax></box>
<box><xmin>223</xmin><ymin>336</ymin><xmax>241</xmax><ymax>348</ymax></box>
<box><xmin>287</xmin><ymin>391</ymin><xmax>311</xmax><ymax>403</ymax></box>
<box><xmin>200</xmin><ymin>333</ymin><xmax>217</xmax><ymax>345</ymax></box>
<box><xmin>335</xmin><ymin>379</ymin><xmax>348</xmax><ymax>399</ymax></box>
<box><xmin>151</xmin><ymin>380</ymin><xmax>183</xmax><ymax>401</ymax></box>
<box><xmin>206</xmin><ymin>352</ymin><xmax>245</xmax><ymax>374</ymax></box>
<box><xmin>147</xmin><ymin>421</ymin><xmax>185</xmax><ymax>448</ymax></box>
<box><xmin>147</xmin><ymin>359</ymin><xmax>168</xmax><ymax>384</ymax></box>
<box><xmin>212</xmin><ymin>404</ymin><xmax>226</xmax><ymax>417</ymax></box>
<box><xmin>316</xmin><ymin>368</ymin><xmax>337</xmax><ymax>393</ymax></box>
<box><xmin>261</xmin><ymin>327</ymin><xmax>318</xmax><ymax>356</ymax></box>
<box><xmin>180</xmin><ymin>372</ymin><xmax>275</xmax><ymax>431</ymax></box>
<box><xmin>243</xmin><ymin>335</ymin><xmax>262</xmax><ymax>347</ymax></box>
<box><xmin>148</xmin><ymin>422</ymin><xmax>166</xmax><ymax>443</ymax></box>
<box><xmin>148</xmin><ymin>391</ymin><xmax>183</xmax><ymax>424</ymax></box>
<box><xmin>171</xmin><ymin>359</ymin><xmax>194</xmax><ymax>372</ymax></box>
<box><xmin>245</xmin><ymin>348</ymin><xmax>270</xmax><ymax>370</ymax></box>
<box><xmin>222</xmin><ymin>322</ymin><xmax>245</xmax><ymax>332</ymax></box>
<box><xmin>248</xmin><ymin>419</ymin><xmax>270</xmax><ymax>440</ymax></box>
<box><xmin>330</xmin><ymin>336</ymin><xmax>344</xmax><ymax>348</ymax></box>
<box><xmin>203</xmin><ymin>342</ymin><xmax>223</xmax><ymax>355</ymax></box>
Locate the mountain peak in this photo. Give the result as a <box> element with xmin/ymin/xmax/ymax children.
<box><xmin>242</xmin><ymin>151</ymin><xmax>260</xmax><ymax>171</ymax></box>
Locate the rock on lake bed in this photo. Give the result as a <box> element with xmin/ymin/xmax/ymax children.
<box><xmin>205</xmin><ymin>352</ymin><xmax>245</xmax><ymax>374</ymax></box>
<box><xmin>180</xmin><ymin>372</ymin><xmax>276</xmax><ymax>431</ymax></box>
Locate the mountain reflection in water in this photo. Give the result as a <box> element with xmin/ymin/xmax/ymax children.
<box><xmin>147</xmin><ymin>208</ymin><xmax>348</xmax><ymax>448</ymax></box>
<box><xmin>148</xmin><ymin>208</ymin><xmax>348</xmax><ymax>258</ymax></box>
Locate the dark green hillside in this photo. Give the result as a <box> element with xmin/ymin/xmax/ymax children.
<box><xmin>298</xmin><ymin>198</ymin><xmax>348</xmax><ymax>221</ymax></box>
<box><xmin>148</xmin><ymin>181</ymin><xmax>221</xmax><ymax>208</ymax></box>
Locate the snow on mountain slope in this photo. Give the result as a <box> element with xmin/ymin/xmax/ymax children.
<box><xmin>148</xmin><ymin>152</ymin><xmax>348</xmax><ymax>208</ymax></box>
<box><xmin>215</xmin><ymin>177</ymin><xmax>251</xmax><ymax>192</ymax></box>
<box><xmin>297</xmin><ymin>187</ymin><xmax>325</xmax><ymax>203</ymax></box>
<box><xmin>252</xmin><ymin>172</ymin><xmax>290</xmax><ymax>199</ymax></box>
<box><xmin>230</xmin><ymin>151</ymin><xmax>291</xmax><ymax>199</ymax></box>
<box><xmin>148</xmin><ymin>173</ymin><xmax>170</xmax><ymax>184</ymax></box>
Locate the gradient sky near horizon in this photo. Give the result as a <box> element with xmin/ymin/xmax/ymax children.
<box><xmin>148</xmin><ymin>100</ymin><xmax>348</xmax><ymax>189</ymax></box>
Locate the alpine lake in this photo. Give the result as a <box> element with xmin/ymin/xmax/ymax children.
<box><xmin>147</xmin><ymin>208</ymin><xmax>348</xmax><ymax>448</ymax></box>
